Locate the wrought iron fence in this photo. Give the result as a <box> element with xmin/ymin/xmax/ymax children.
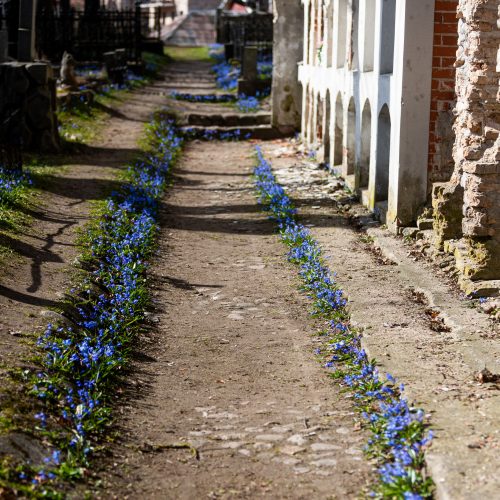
<box><xmin>35</xmin><ymin>8</ymin><xmax>164</xmax><ymax>62</ymax></box>
<box><xmin>217</xmin><ymin>11</ymin><xmax>273</xmax><ymax>61</ymax></box>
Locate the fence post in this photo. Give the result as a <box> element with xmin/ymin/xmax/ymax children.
<box><xmin>134</xmin><ymin>0</ymin><xmax>141</xmax><ymax>61</ymax></box>
<box><xmin>0</xmin><ymin>10</ymin><xmax>8</xmax><ymax>62</ymax></box>
<box><xmin>17</xmin><ymin>0</ymin><xmax>36</xmax><ymax>61</ymax></box>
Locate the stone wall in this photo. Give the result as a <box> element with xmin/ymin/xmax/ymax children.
<box><xmin>0</xmin><ymin>62</ymin><xmax>60</xmax><ymax>154</ymax></box>
<box><xmin>433</xmin><ymin>0</ymin><xmax>500</xmax><ymax>291</ymax></box>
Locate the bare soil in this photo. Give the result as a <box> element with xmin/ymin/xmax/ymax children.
<box><xmin>93</xmin><ymin>140</ymin><xmax>373</xmax><ymax>499</ymax></box>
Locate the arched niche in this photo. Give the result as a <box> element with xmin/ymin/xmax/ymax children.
<box><xmin>303</xmin><ymin>83</ymin><xmax>310</xmax><ymax>141</ymax></box>
<box><xmin>360</xmin><ymin>99</ymin><xmax>371</xmax><ymax>188</ymax></box>
<box><xmin>345</xmin><ymin>97</ymin><xmax>356</xmax><ymax>175</ymax></box>
<box><xmin>307</xmin><ymin>86</ymin><xmax>316</xmax><ymax>144</ymax></box>
<box><xmin>316</xmin><ymin>92</ymin><xmax>324</xmax><ymax>144</ymax></box>
<box><xmin>375</xmin><ymin>104</ymin><xmax>391</xmax><ymax>201</ymax></box>
<box><xmin>334</xmin><ymin>92</ymin><xmax>344</xmax><ymax>166</ymax></box>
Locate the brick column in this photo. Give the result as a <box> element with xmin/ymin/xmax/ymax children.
<box><xmin>434</xmin><ymin>0</ymin><xmax>500</xmax><ymax>291</ymax></box>
<box><xmin>428</xmin><ymin>0</ymin><xmax>458</xmax><ymax>184</ymax></box>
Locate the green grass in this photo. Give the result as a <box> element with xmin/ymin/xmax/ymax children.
<box><xmin>163</xmin><ymin>45</ymin><xmax>211</xmax><ymax>62</ymax></box>
<box><xmin>142</xmin><ymin>50</ymin><xmax>171</xmax><ymax>69</ymax></box>
<box><xmin>0</xmin><ymin>163</ymin><xmax>39</xmax><ymax>267</ymax></box>
<box><xmin>0</xmin><ymin>116</ymin><xmax>182</xmax><ymax>499</ymax></box>
<box><xmin>57</xmin><ymin>87</ymin><xmax>131</xmax><ymax>145</ymax></box>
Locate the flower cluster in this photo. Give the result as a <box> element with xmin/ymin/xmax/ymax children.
<box><xmin>0</xmin><ymin>165</ymin><xmax>30</xmax><ymax>202</ymax></box>
<box><xmin>236</xmin><ymin>95</ymin><xmax>260</xmax><ymax>113</ymax></box>
<box><xmin>10</xmin><ymin>118</ymin><xmax>183</xmax><ymax>493</ymax></box>
<box><xmin>169</xmin><ymin>91</ymin><xmax>237</xmax><ymax>103</ymax></box>
<box><xmin>253</xmin><ymin>146</ymin><xmax>434</xmax><ymax>499</ymax></box>
<box><xmin>169</xmin><ymin>91</ymin><xmax>260</xmax><ymax>113</ymax></box>
<box><xmin>208</xmin><ymin>48</ymin><xmax>270</xmax><ymax>112</ymax></box>
<box><xmin>181</xmin><ymin>127</ymin><xmax>251</xmax><ymax>142</ymax></box>
<box><xmin>211</xmin><ymin>54</ymin><xmax>272</xmax><ymax>96</ymax></box>
<box><xmin>212</xmin><ymin>60</ymin><xmax>240</xmax><ymax>91</ymax></box>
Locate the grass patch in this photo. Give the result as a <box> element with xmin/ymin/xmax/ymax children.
<box><xmin>164</xmin><ymin>45</ymin><xmax>211</xmax><ymax>62</ymax></box>
<box><xmin>142</xmin><ymin>51</ymin><xmax>172</xmax><ymax>70</ymax></box>
<box><xmin>57</xmin><ymin>87</ymin><xmax>130</xmax><ymax>145</ymax></box>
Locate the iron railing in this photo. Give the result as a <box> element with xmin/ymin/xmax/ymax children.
<box><xmin>217</xmin><ymin>11</ymin><xmax>272</xmax><ymax>61</ymax></box>
<box><xmin>35</xmin><ymin>8</ymin><xmax>166</xmax><ymax>62</ymax></box>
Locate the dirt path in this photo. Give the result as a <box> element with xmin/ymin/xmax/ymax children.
<box><xmin>0</xmin><ymin>79</ymin><xmax>170</xmax><ymax>388</ymax></box>
<box><xmin>96</xmin><ymin>140</ymin><xmax>373</xmax><ymax>499</ymax></box>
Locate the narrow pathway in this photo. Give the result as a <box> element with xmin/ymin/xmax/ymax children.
<box><xmin>98</xmin><ymin>141</ymin><xmax>373</xmax><ymax>498</ymax></box>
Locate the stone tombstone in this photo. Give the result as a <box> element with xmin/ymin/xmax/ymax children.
<box><xmin>242</xmin><ymin>46</ymin><xmax>258</xmax><ymax>82</ymax></box>
<box><xmin>0</xmin><ymin>61</ymin><xmax>60</xmax><ymax>160</ymax></box>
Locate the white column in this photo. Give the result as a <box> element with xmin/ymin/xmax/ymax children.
<box><xmin>333</xmin><ymin>0</ymin><xmax>348</xmax><ymax>68</ymax></box>
<box><xmin>387</xmin><ymin>0</ymin><xmax>435</xmax><ymax>229</ymax></box>
<box><xmin>359</xmin><ymin>0</ymin><xmax>376</xmax><ymax>72</ymax></box>
<box><xmin>303</xmin><ymin>0</ymin><xmax>310</xmax><ymax>64</ymax></box>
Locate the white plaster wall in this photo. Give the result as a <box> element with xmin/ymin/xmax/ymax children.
<box><xmin>298</xmin><ymin>0</ymin><xmax>435</xmax><ymax>228</ymax></box>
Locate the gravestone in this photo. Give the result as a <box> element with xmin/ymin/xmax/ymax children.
<box><xmin>60</xmin><ymin>51</ymin><xmax>78</xmax><ymax>88</ymax></box>
<box><xmin>242</xmin><ymin>46</ymin><xmax>258</xmax><ymax>81</ymax></box>
<box><xmin>237</xmin><ymin>46</ymin><xmax>258</xmax><ymax>96</ymax></box>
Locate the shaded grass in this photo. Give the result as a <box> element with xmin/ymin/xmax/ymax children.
<box><xmin>0</xmin><ymin>160</ymin><xmax>67</xmax><ymax>269</ymax></box>
<box><xmin>57</xmin><ymin>87</ymin><xmax>131</xmax><ymax>146</ymax></box>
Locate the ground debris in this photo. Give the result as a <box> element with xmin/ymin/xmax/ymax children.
<box><xmin>139</xmin><ymin>441</ymin><xmax>200</xmax><ymax>460</ymax></box>
<box><xmin>425</xmin><ymin>308</ymin><xmax>452</xmax><ymax>333</ymax></box>
<box><xmin>474</xmin><ymin>368</ymin><xmax>500</xmax><ymax>384</ymax></box>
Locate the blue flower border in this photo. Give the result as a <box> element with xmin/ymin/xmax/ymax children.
<box><xmin>253</xmin><ymin>146</ymin><xmax>434</xmax><ymax>499</ymax></box>
<box><xmin>0</xmin><ymin>118</ymin><xmax>184</xmax><ymax>496</ymax></box>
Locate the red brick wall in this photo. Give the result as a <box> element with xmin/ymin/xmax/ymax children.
<box><xmin>428</xmin><ymin>0</ymin><xmax>459</xmax><ymax>185</ymax></box>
